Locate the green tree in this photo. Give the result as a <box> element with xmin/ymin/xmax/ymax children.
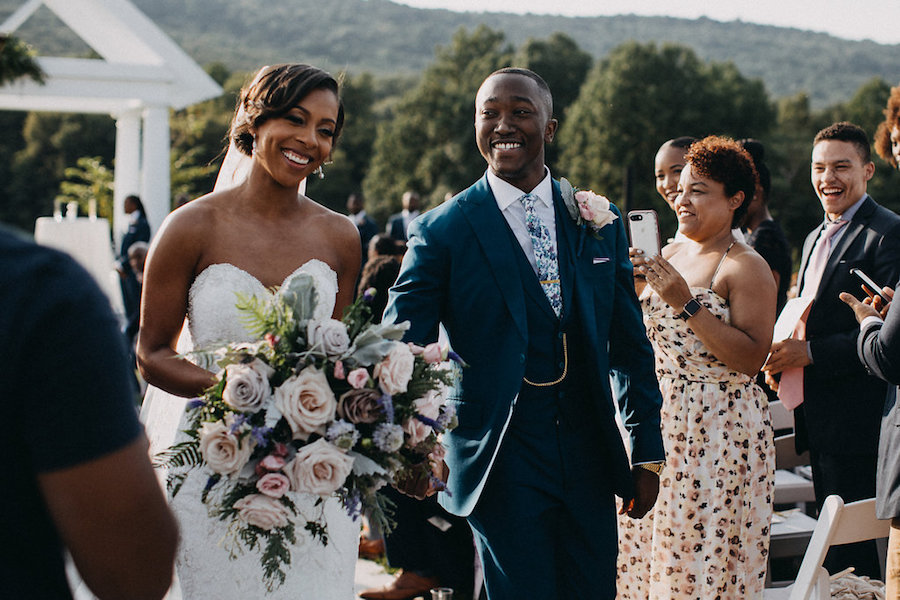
<box><xmin>362</xmin><ymin>26</ymin><xmax>513</xmax><ymax>222</ymax></box>
<box><xmin>55</xmin><ymin>156</ymin><xmax>114</xmax><ymax>220</ymax></box>
<box><xmin>514</xmin><ymin>32</ymin><xmax>592</xmax><ymax>170</ymax></box>
<box><xmin>558</xmin><ymin>42</ymin><xmax>775</xmax><ymax>236</ymax></box>
<box><xmin>0</xmin><ymin>34</ymin><xmax>44</xmax><ymax>85</ymax></box>
<box><xmin>305</xmin><ymin>72</ymin><xmax>379</xmax><ymax>213</ymax></box>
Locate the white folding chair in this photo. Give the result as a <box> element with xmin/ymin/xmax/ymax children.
<box><xmin>773</xmin><ymin>433</ymin><xmax>815</xmax><ymax>505</ymax></box>
<box><xmin>769</xmin><ymin>400</ymin><xmax>795</xmax><ymax>432</ymax></box>
<box><xmin>765</xmin><ymin>495</ymin><xmax>890</xmax><ymax>600</ymax></box>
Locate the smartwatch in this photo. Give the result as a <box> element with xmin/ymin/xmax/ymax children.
<box><xmin>678</xmin><ymin>298</ymin><xmax>702</xmax><ymax>320</ymax></box>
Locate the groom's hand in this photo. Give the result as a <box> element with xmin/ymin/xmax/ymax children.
<box><xmin>394</xmin><ymin>460</ymin><xmax>449</xmax><ymax>500</ymax></box>
<box><xmin>621</xmin><ymin>467</ymin><xmax>660</xmax><ymax>519</ymax></box>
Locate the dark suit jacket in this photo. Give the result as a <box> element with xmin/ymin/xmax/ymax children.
<box><xmin>387</xmin><ymin>213</ymin><xmax>407</xmax><ymax>241</ymax></box>
<box><xmin>117</xmin><ymin>211</ymin><xmax>151</xmax><ymax>271</ymax></box>
<box><xmin>384</xmin><ymin>175</ymin><xmax>664</xmax><ymax>517</ymax></box>
<box><xmin>356</xmin><ymin>215</ymin><xmax>378</xmax><ymax>253</ymax></box>
<box><xmin>858</xmin><ymin>302</ymin><xmax>900</xmax><ymax>519</ymax></box>
<box><xmin>796</xmin><ymin>196</ymin><xmax>900</xmax><ymax>455</ymax></box>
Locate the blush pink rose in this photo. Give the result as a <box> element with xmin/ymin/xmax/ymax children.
<box><xmin>256</xmin><ymin>472</ymin><xmax>291</xmax><ymax>498</ymax></box>
<box><xmin>575</xmin><ymin>190</ymin><xmax>618</xmax><ymax>229</ymax></box>
<box><xmin>285</xmin><ymin>438</ymin><xmax>355</xmax><ymax>497</ymax></box>
<box><xmin>375</xmin><ymin>343</ymin><xmax>415</xmax><ymax>396</ymax></box>
<box><xmin>233</xmin><ymin>494</ymin><xmax>291</xmax><ymax>530</ymax></box>
<box><xmin>347</xmin><ymin>367</ymin><xmax>370</xmax><ymax>390</ymax></box>
<box><xmin>404</xmin><ymin>416</ymin><xmax>432</xmax><ymax>447</ymax></box>
<box><xmin>260</xmin><ymin>455</ymin><xmax>287</xmax><ymax>471</ymax></box>
<box><xmin>333</xmin><ymin>360</ymin><xmax>346</xmax><ymax>380</ymax></box>
<box><xmin>422</xmin><ymin>343</ymin><xmax>447</xmax><ymax>364</ymax></box>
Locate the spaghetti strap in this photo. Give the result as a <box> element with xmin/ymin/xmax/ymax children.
<box><xmin>709</xmin><ymin>241</ymin><xmax>735</xmax><ymax>288</ymax></box>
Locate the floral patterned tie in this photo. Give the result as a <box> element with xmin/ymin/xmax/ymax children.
<box><xmin>520</xmin><ymin>193</ymin><xmax>562</xmax><ymax>317</ymax></box>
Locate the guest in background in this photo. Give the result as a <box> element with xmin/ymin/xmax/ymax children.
<box><xmin>764</xmin><ymin>122</ymin><xmax>900</xmax><ymax>579</ymax></box>
<box><xmin>116</xmin><ymin>194</ymin><xmax>151</xmax><ymax>324</ymax></box>
<box><xmin>619</xmin><ymin>136</ymin><xmax>775</xmax><ymax>599</ymax></box>
<box><xmin>874</xmin><ymin>85</ymin><xmax>900</xmax><ymax>170</ymax></box>
<box><xmin>386</xmin><ymin>190</ymin><xmax>420</xmax><ymax>242</ymax></box>
<box><xmin>368</xmin><ymin>233</ymin><xmax>406</xmax><ymax>264</ymax></box>
<box><xmin>1</xmin><ymin>225</ymin><xmax>177</xmax><ymax>599</ymax></box>
<box><xmin>348</xmin><ymin>192</ymin><xmax>379</xmax><ymax>266</ymax></box>
<box><xmin>739</xmin><ymin>139</ymin><xmax>792</xmax><ymax>315</ymax></box>
<box><xmin>654</xmin><ymin>136</ymin><xmax>697</xmax><ymax>212</ymax></box>
<box><xmin>124</xmin><ymin>241</ymin><xmax>150</xmax><ymax>396</ymax></box>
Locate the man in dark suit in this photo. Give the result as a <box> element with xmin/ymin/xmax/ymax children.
<box><xmin>843</xmin><ymin>283</ymin><xmax>900</xmax><ymax>597</ymax></box>
<box><xmin>386</xmin><ymin>190</ymin><xmax>420</xmax><ymax>242</ymax></box>
<box><xmin>347</xmin><ymin>193</ymin><xmax>378</xmax><ymax>266</ymax></box>
<box><xmin>115</xmin><ymin>194</ymin><xmax>150</xmax><ymax>322</ymax></box>
<box><xmin>384</xmin><ymin>68</ymin><xmax>664</xmax><ymax>599</ymax></box>
<box><xmin>765</xmin><ymin>121</ymin><xmax>900</xmax><ymax>578</ymax></box>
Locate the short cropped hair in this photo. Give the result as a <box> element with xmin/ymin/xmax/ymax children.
<box><xmin>813</xmin><ymin>121</ymin><xmax>872</xmax><ymax>164</ymax></box>
<box><xmin>486</xmin><ymin>67</ymin><xmax>554</xmax><ymax>118</ymax></box>
<box><xmin>685</xmin><ymin>136</ymin><xmax>759</xmax><ymax>229</ymax></box>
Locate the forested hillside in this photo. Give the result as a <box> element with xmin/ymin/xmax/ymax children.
<box><xmin>3</xmin><ymin>0</ymin><xmax>899</xmax><ymax>107</ymax></box>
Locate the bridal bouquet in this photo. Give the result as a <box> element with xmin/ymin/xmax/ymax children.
<box><xmin>154</xmin><ymin>274</ymin><xmax>459</xmax><ymax>590</ymax></box>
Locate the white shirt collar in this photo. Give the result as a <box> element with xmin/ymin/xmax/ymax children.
<box><xmin>487</xmin><ymin>167</ymin><xmax>553</xmax><ymax>211</ymax></box>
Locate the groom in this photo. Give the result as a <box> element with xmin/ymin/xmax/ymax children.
<box><xmin>384</xmin><ymin>68</ymin><xmax>664</xmax><ymax>599</ymax></box>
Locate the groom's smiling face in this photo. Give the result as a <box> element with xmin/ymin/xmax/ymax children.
<box><xmin>475</xmin><ymin>73</ymin><xmax>557</xmax><ymax>193</ymax></box>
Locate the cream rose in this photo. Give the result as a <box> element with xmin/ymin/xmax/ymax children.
<box><xmin>198</xmin><ymin>420</ymin><xmax>254</xmax><ymax>476</ymax></box>
<box><xmin>575</xmin><ymin>190</ymin><xmax>618</xmax><ymax>230</ymax></box>
<box><xmin>374</xmin><ymin>343</ymin><xmax>415</xmax><ymax>396</ymax></box>
<box><xmin>273</xmin><ymin>366</ymin><xmax>337</xmax><ymax>440</ymax></box>
<box><xmin>308</xmin><ymin>318</ymin><xmax>351</xmax><ymax>358</ymax></box>
<box><xmin>233</xmin><ymin>494</ymin><xmax>291</xmax><ymax>530</ymax></box>
<box><xmin>403</xmin><ymin>416</ymin><xmax>432</xmax><ymax>447</ymax></box>
<box><xmin>285</xmin><ymin>438</ymin><xmax>355</xmax><ymax>496</ymax></box>
<box><xmin>222</xmin><ymin>359</ymin><xmax>273</xmax><ymax>412</ymax></box>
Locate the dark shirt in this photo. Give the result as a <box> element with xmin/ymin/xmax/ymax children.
<box><xmin>0</xmin><ymin>226</ymin><xmax>142</xmax><ymax>599</ymax></box>
<box><xmin>746</xmin><ymin>219</ymin><xmax>792</xmax><ymax>315</ymax></box>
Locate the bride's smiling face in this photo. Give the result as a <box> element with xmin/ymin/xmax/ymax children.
<box><xmin>251</xmin><ymin>88</ymin><xmax>340</xmax><ymax>187</ymax></box>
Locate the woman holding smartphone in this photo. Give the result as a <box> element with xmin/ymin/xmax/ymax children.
<box><xmin>617</xmin><ymin>136</ymin><xmax>776</xmax><ymax>600</ymax></box>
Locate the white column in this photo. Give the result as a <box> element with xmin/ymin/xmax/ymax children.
<box><xmin>140</xmin><ymin>105</ymin><xmax>171</xmax><ymax>239</ymax></box>
<box><xmin>112</xmin><ymin>108</ymin><xmax>142</xmax><ymax>249</ymax></box>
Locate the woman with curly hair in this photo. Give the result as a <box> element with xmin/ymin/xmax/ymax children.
<box><xmin>875</xmin><ymin>85</ymin><xmax>900</xmax><ymax>168</ymax></box>
<box><xmin>617</xmin><ymin>136</ymin><xmax>776</xmax><ymax>599</ymax></box>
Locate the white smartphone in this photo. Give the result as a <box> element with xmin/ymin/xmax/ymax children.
<box><xmin>850</xmin><ymin>267</ymin><xmax>886</xmax><ymax>302</ymax></box>
<box><xmin>627</xmin><ymin>209</ymin><xmax>661</xmax><ymax>257</ymax></box>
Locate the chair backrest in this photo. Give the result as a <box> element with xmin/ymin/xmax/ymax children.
<box><xmin>769</xmin><ymin>400</ymin><xmax>795</xmax><ymax>432</ymax></box>
<box><xmin>774</xmin><ymin>433</ymin><xmax>810</xmax><ymax>470</ymax></box>
<box><xmin>789</xmin><ymin>495</ymin><xmax>890</xmax><ymax>600</ymax></box>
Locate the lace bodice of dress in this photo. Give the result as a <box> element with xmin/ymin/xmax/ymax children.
<box><xmin>186</xmin><ymin>260</ymin><xmax>337</xmax><ymax>349</ymax></box>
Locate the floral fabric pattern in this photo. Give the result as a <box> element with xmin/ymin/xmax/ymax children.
<box><xmin>520</xmin><ymin>193</ymin><xmax>562</xmax><ymax>317</ymax></box>
<box><xmin>617</xmin><ymin>287</ymin><xmax>775</xmax><ymax>600</ymax></box>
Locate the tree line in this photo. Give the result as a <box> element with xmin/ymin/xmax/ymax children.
<box><xmin>1</xmin><ymin>26</ymin><xmax>899</xmax><ymax>265</ymax></box>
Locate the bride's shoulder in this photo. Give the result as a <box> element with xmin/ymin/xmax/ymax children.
<box><xmin>303</xmin><ymin>196</ymin><xmax>358</xmax><ymax>239</ymax></box>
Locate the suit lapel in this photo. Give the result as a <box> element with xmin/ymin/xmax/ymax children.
<box><xmin>459</xmin><ymin>176</ymin><xmax>528</xmax><ymax>338</ymax></box>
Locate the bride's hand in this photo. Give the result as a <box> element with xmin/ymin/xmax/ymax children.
<box><xmin>640</xmin><ymin>255</ymin><xmax>693</xmax><ymax>310</ymax></box>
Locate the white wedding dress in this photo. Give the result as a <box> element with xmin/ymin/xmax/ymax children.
<box><xmin>140</xmin><ymin>260</ymin><xmax>358</xmax><ymax>600</ymax></box>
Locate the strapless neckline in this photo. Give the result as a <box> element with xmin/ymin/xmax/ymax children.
<box><xmin>192</xmin><ymin>259</ymin><xmax>334</xmax><ymax>294</ymax></box>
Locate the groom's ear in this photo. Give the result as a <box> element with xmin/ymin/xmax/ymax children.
<box><xmin>545</xmin><ymin>118</ymin><xmax>558</xmax><ymax>144</ymax></box>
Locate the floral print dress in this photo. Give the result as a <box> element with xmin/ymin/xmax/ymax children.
<box><xmin>617</xmin><ymin>286</ymin><xmax>775</xmax><ymax>600</ymax></box>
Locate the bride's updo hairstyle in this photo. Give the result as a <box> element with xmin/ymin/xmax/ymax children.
<box><xmin>230</xmin><ymin>63</ymin><xmax>345</xmax><ymax>156</ymax></box>
<box><xmin>685</xmin><ymin>136</ymin><xmax>759</xmax><ymax>228</ymax></box>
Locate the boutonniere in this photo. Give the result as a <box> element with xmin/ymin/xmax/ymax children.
<box><xmin>560</xmin><ymin>177</ymin><xmax>618</xmax><ymax>240</ymax></box>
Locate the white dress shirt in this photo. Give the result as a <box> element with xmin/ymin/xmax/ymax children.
<box><xmin>487</xmin><ymin>168</ymin><xmax>555</xmax><ymax>277</ymax></box>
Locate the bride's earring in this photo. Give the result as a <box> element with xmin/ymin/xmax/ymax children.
<box><xmin>316</xmin><ymin>160</ymin><xmax>333</xmax><ymax>180</ymax></box>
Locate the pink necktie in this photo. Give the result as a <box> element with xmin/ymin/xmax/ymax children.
<box><xmin>778</xmin><ymin>219</ymin><xmax>848</xmax><ymax>409</ymax></box>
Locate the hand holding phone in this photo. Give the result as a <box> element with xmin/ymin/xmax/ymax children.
<box><xmin>850</xmin><ymin>268</ymin><xmax>886</xmax><ymax>302</ymax></box>
<box><xmin>628</xmin><ymin>210</ymin><xmax>661</xmax><ymax>258</ymax></box>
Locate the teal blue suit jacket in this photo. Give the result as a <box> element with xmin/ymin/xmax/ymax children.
<box><xmin>384</xmin><ymin>175</ymin><xmax>664</xmax><ymax>516</ymax></box>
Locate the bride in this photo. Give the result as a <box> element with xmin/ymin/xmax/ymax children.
<box><xmin>137</xmin><ymin>64</ymin><xmax>362</xmax><ymax>599</ymax></box>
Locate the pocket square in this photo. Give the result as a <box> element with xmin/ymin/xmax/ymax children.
<box><xmin>592</xmin><ymin>257</ymin><xmax>610</xmax><ymax>264</ymax></box>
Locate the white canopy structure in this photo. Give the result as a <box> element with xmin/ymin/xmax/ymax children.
<box><xmin>0</xmin><ymin>0</ymin><xmax>222</xmax><ymax>241</ymax></box>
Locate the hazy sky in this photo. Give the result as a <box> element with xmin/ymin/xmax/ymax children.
<box><xmin>395</xmin><ymin>0</ymin><xmax>900</xmax><ymax>45</ymax></box>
